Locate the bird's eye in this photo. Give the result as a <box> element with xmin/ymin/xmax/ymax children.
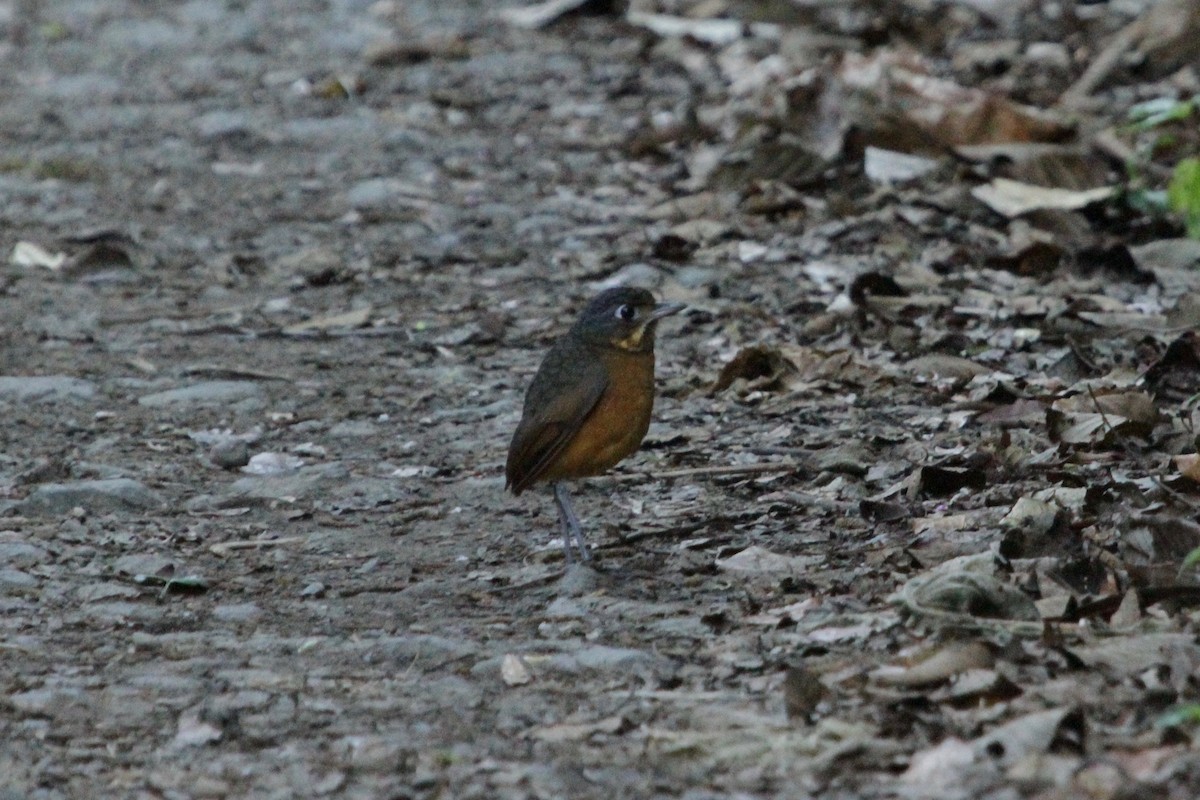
<box><xmin>614</xmin><ymin>304</ymin><xmax>636</xmax><ymax>321</ymax></box>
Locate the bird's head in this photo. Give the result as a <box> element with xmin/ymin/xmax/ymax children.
<box><xmin>572</xmin><ymin>287</ymin><xmax>685</xmax><ymax>353</ymax></box>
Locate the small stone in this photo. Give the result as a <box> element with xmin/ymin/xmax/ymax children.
<box><xmin>345</xmin><ymin>178</ymin><xmax>430</xmax><ymax>217</ymax></box>
<box><xmin>0</xmin><ymin>541</ymin><xmax>49</xmax><ymax>568</ymax></box>
<box><xmin>300</xmin><ymin>581</ymin><xmax>326</xmax><ymax>597</ymax></box>
<box><xmin>209</xmin><ymin>439</ymin><xmax>250</xmax><ymax>470</ymax></box>
<box><xmin>0</xmin><ymin>568</ymin><xmax>38</xmax><ymax>591</ymax></box>
<box><xmin>114</xmin><ymin>553</ymin><xmax>175</xmax><ymax>577</ymax></box>
<box><xmin>328</xmin><ymin>420</ymin><xmax>379</xmax><ymax>438</ymax></box>
<box><xmin>20</xmin><ymin>479</ymin><xmax>164</xmax><ymax>515</ymax></box>
<box><xmin>10</xmin><ymin>688</ymin><xmax>84</xmax><ymax>715</ymax></box>
<box><xmin>0</xmin><ymin>376</ymin><xmax>96</xmax><ymax>403</ymax></box>
<box><xmin>138</xmin><ymin>381</ymin><xmax>263</xmax><ymax>408</ymax></box>
<box><xmin>274</xmin><ymin>246</ymin><xmax>345</xmax><ymax>287</ymax></box>
<box><xmin>550</xmin><ymin>645</ymin><xmax>661</xmax><ymax>673</ymax></box>
<box><xmin>211</xmin><ymin>602</ymin><xmax>262</xmax><ymax>623</ymax></box>
<box><xmin>557</xmin><ymin>564</ymin><xmax>599</xmax><ymax>597</ymax></box>
<box><xmin>193</xmin><ymin>110</ymin><xmax>256</xmax><ymax>140</ymax></box>
<box><xmin>544</xmin><ymin>597</ymin><xmax>587</xmax><ymax>619</ymax></box>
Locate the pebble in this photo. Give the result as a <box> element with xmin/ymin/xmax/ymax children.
<box><xmin>209</xmin><ymin>439</ymin><xmax>250</xmax><ymax>470</ymax></box>
<box><xmin>0</xmin><ymin>376</ymin><xmax>96</xmax><ymax>402</ymax></box>
<box><xmin>345</xmin><ymin>177</ymin><xmax>429</xmax><ymax>218</ymax></box>
<box><xmin>20</xmin><ymin>479</ymin><xmax>164</xmax><ymax>515</ymax></box>
<box><xmin>0</xmin><ymin>541</ymin><xmax>49</xmax><ymax>568</ymax></box>
<box><xmin>10</xmin><ymin>688</ymin><xmax>84</xmax><ymax>716</ymax></box>
<box><xmin>0</xmin><ymin>569</ymin><xmax>38</xmax><ymax>592</ymax></box>
<box><xmin>211</xmin><ymin>603</ymin><xmax>263</xmax><ymax>623</ymax></box>
<box><xmin>138</xmin><ymin>381</ymin><xmax>264</xmax><ymax>408</ymax></box>
<box><xmin>363</xmin><ymin>634</ymin><xmax>479</xmax><ymax>668</ymax></box>
<box><xmin>328</xmin><ymin>420</ymin><xmax>379</xmax><ymax>438</ymax></box>
<box><xmin>193</xmin><ymin>110</ymin><xmax>257</xmax><ymax>141</ymax></box>
<box><xmin>549</xmin><ymin>645</ymin><xmax>663</xmax><ymax>673</ymax></box>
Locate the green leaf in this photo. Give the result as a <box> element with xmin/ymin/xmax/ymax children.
<box><xmin>1168</xmin><ymin>157</ymin><xmax>1200</xmax><ymax>238</ymax></box>
<box><xmin>1155</xmin><ymin>704</ymin><xmax>1200</xmax><ymax>729</ymax></box>
<box><xmin>1129</xmin><ymin>97</ymin><xmax>1196</xmax><ymax>131</ymax></box>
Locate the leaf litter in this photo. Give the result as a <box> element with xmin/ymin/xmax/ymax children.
<box><xmin>3</xmin><ymin>0</ymin><xmax>1200</xmax><ymax>798</ymax></box>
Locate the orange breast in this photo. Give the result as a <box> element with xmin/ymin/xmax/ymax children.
<box><xmin>540</xmin><ymin>350</ymin><xmax>656</xmax><ymax>482</ymax></box>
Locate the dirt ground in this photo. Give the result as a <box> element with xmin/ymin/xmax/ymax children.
<box><xmin>3</xmin><ymin>0</ymin><xmax>1200</xmax><ymax>798</ymax></box>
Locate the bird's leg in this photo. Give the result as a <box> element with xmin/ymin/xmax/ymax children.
<box><xmin>552</xmin><ymin>481</ymin><xmax>591</xmax><ymax>563</ymax></box>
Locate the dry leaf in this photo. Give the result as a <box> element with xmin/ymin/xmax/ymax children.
<box><xmin>283</xmin><ymin>306</ymin><xmax>373</xmax><ymax>333</ymax></box>
<box><xmin>874</xmin><ymin>641</ymin><xmax>995</xmax><ymax>687</ymax></box>
<box><xmin>971</xmin><ymin>178</ymin><xmax>1115</xmax><ymax>217</ymax></box>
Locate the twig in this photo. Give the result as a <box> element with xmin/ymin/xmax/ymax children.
<box><xmin>210</xmin><ymin>536</ymin><xmax>305</xmax><ymax>556</ymax></box>
<box><xmin>598</xmin><ymin>520</ymin><xmax>711</xmax><ymax>548</ymax></box>
<box><xmin>602</xmin><ymin>461</ymin><xmax>802</xmax><ymax>484</ymax></box>
<box><xmin>1086</xmin><ymin>383</ymin><xmax>1113</xmax><ymax>433</ymax></box>
<box><xmin>1058</xmin><ymin>21</ymin><xmax>1139</xmax><ymax>107</ymax></box>
<box><xmin>759</xmin><ymin>490</ymin><xmax>858</xmax><ymax>514</ymax></box>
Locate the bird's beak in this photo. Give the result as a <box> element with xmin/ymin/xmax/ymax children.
<box><xmin>649</xmin><ymin>301</ymin><xmax>686</xmax><ymax>322</ymax></box>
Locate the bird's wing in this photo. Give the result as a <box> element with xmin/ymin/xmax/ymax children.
<box><xmin>505</xmin><ymin>348</ymin><xmax>608</xmax><ymax>495</ymax></box>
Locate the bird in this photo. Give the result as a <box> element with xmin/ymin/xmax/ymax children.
<box><xmin>506</xmin><ymin>287</ymin><xmax>685</xmax><ymax>563</ymax></box>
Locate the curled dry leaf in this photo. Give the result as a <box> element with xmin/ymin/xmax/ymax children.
<box><xmin>712</xmin><ymin>345</ymin><xmax>796</xmax><ymax>393</ymax></box>
<box><xmin>973</xmin><ymin>706</ymin><xmax>1085</xmax><ymax>766</ymax></box>
<box><xmin>903</xmin><ymin>354</ymin><xmax>990</xmax><ymax>382</ymax></box>
<box><xmin>971</xmin><ymin>178</ymin><xmax>1115</xmax><ymax>218</ymax></box>
<box><xmin>283</xmin><ymin>306</ymin><xmax>373</xmax><ymax>334</ymax></box>
<box><xmin>893</xmin><ymin>554</ymin><xmax>1041</xmax><ymax>634</ymax></box>
<box><xmin>529</xmin><ymin>714</ymin><xmax>630</xmax><ymax>742</ymax></box>
<box><xmin>873</xmin><ymin>640</ymin><xmax>996</xmax><ymax>688</ymax></box>
<box><xmin>1000</xmin><ymin>496</ymin><xmax>1059</xmax><ymax>536</ymax></box>
<box><xmin>1174</xmin><ymin>454</ymin><xmax>1200</xmax><ymax>484</ymax></box>
<box><xmin>1047</xmin><ymin>390</ymin><xmax>1158</xmax><ymax>447</ymax></box>
<box><xmin>715</xmin><ymin>545</ymin><xmax>817</xmax><ymax>578</ymax></box>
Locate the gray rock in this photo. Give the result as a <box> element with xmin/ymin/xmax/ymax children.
<box><xmin>0</xmin><ymin>541</ymin><xmax>49</xmax><ymax>568</ymax></box>
<box><xmin>549</xmin><ymin>645</ymin><xmax>662</xmax><ymax>673</ymax></box>
<box><xmin>125</xmin><ymin>671</ymin><xmax>204</xmax><ymax>696</ymax></box>
<box><xmin>138</xmin><ymin>381</ymin><xmax>263</xmax><ymax>408</ymax></box>
<box><xmin>193</xmin><ymin>110</ymin><xmax>256</xmax><ymax>140</ymax></box>
<box><xmin>113</xmin><ymin>553</ymin><xmax>175</xmax><ymax>577</ymax></box>
<box><xmin>41</xmin><ymin>72</ymin><xmax>123</xmax><ymax>101</ymax></box>
<box><xmin>99</xmin><ymin>18</ymin><xmax>192</xmax><ymax>50</ymax></box>
<box><xmin>80</xmin><ymin>602</ymin><xmax>160</xmax><ymax>623</ymax></box>
<box><xmin>544</xmin><ymin>597</ymin><xmax>587</xmax><ymax>619</ymax></box>
<box><xmin>20</xmin><ymin>479</ymin><xmax>163</xmax><ymax>515</ymax></box>
<box><xmin>226</xmin><ymin>463</ymin><xmax>349</xmax><ymax>503</ymax></box>
<box><xmin>0</xmin><ymin>376</ymin><xmax>96</xmax><ymax>402</ymax></box>
<box><xmin>211</xmin><ymin>603</ymin><xmax>262</xmax><ymax>623</ymax></box>
<box><xmin>328</xmin><ymin>420</ymin><xmax>380</xmax><ymax>438</ymax></box>
<box><xmin>209</xmin><ymin>439</ymin><xmax>250</xmax><ymax>470</ymax></box>
<box><xmin>345</xmin><ymin>178</ymin><xmax>430</xmax><ymax>218</ymax></box>
<box><xmin>592</xmin><ymin>263</ymin><xmax>665</xmax><ymax>291</ymax></box>
<box><xmin>557</xmin><ymin>564</ymin><xmax>599</xmax><ymax>597</ymax></box>
<box><xmin>363</xmin><ymin>634</ymin><xmax>479</xmax><ymax>669</ymax></box>
<box><xmin>75</xmin><ymin>582</ymin><xmax>142</xmax><ymax>603</ymax></box>
<box><xmin>280</xmin><ymin>116</ymin><xmax>371</xmax><ymax>145</ymax></box>
<box><xmin>675</xmin><ymin>266</ymin><xmax>721</xmax><ymax>288</ymax></box>
<box><xmin>10</xmin><ymin>688</ymin><xmax>86</xmax><ymax>716</ymax></box>
<box><xmin>0</xmin><ymin>569</ymin><xmax>38</xmax><ymax>591</ymax></box>
<box><xmin>473</xmin><ymin>644</ymin><xmax>666</xmax><ymax>681</ymax></box>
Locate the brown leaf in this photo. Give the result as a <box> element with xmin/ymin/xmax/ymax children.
<box><xmin>874</xmin><ymin>640</ymin><xmax>996</xmax><ymax>687</ymax></box>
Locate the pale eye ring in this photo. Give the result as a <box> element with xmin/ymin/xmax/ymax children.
<box><xmin>614</xmin><ymin>304</ymin><xmax>636</xmax><ymax>321</ymax></box>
